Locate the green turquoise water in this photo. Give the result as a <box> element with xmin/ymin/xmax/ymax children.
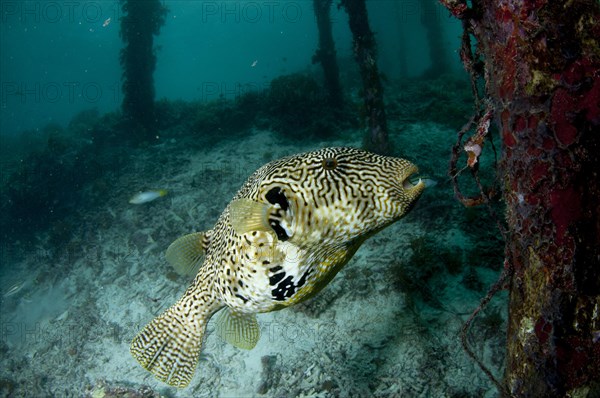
<box><xmin>0</xmin><ymin>2</ymin><xmax>505</xmax><ymax>396</ymax></box>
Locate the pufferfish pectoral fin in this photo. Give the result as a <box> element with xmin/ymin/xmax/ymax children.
<box><xmin>165</xmin><ymin>232</ymin><xmax>207</xmax><ymax>276</ymax></box>
<box><xmin>229</xmin><ymin>199</ymin><xmax>273</xmax><ymax>235</ymax></box>
<box><xmin>215</xmin><ymin>308</ymin><xmax>261</xmax><ymax>350</ymax></box>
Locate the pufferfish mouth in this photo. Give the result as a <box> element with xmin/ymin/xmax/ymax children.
<box><xmin>400</xmin><ymin>166</ymin><xmax>426</xmax><ymax>196</ymax></box>
<box><xmin>402</xmin><ymin>176</ymin><xmax>423</xmax><ymax>190</ymax></box>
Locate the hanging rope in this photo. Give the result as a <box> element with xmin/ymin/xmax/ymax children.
<box><xmin>445</xmin><ymin>11</ymin><xmax>514</xmax><ymax>398</ymax></box>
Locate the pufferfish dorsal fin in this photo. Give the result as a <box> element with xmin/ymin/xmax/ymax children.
<box><xmin>229</xmin><ymin>199</ymin><xmax>273</xmax><ymax>235</ymax></box>
<box><xmin>215</xmin><ymin>308</ymin><xmax>261</xmax><ymax>350</ymax></box>
<box><xmin>165</xmin><ymin>232</ymin><xmax>207</xmax><ymax>276</ymax></box>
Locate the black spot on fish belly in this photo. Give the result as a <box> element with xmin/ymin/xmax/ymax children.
<box><xmin>235</xmin><ymin>294</ymin><xmax>249</xmax><ymax>303</ymax></box>
<box><xmin>266</xmin><ymin>187</ymin><xmax>289</xmax><ymax>211</ymax></box>
<box><xmin>269</xmin><ymin>271</ymin><xmax>286</xmax><ymax>286</ymax></box>
<box><xmin>272</xmin><ymin>275</ymin><xmax>296</xmax><ymax>301</ymax></box>
<box><xmin>270</xmin><ymin>220</ymin><xmax>290</xmax><ymax>241</ymax></box>
<box><xmin>297</xmin><ymin>269</ymin><xmax>311</xmax><ymax>288</ymax></box>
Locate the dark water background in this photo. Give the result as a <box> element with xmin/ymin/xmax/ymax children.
<box><xmin>0</xmin><ymin>2</ymin><xmax>507</xmax><ymax>397</ymax></box>
<box><xmin>1</xmin><ymin>1</ymin><xmax>462</xmax><ymax>134</ymax></box>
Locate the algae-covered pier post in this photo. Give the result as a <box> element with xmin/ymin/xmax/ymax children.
<box><xmin>312</xmin><ymin>0</ymin><xmax>343</xmax><ymax>108</ymax></box>
<box><xmin>442</xmin><ymin>0</ymin><xmax>600</xmax><ymax>396</ymax></box>
<box><xmin>341</xmin><ymin>0</ymin><xmax>390</xmax><ymax>155</ymax></box>
<box><xmin>119</xmin><ymin>0</ymin><xmax>167</xmax><ymax>142</ymax></box>
<box><xmin>420</xmin><ymin>0</ymin><xmax>448</xmax><ymax>79</ymax></box>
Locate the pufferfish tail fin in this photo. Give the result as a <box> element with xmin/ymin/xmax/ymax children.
<box><xmin>130</xmin><ymin>290</ymin><xmax>221</xmax><ymax>388</ymax></box>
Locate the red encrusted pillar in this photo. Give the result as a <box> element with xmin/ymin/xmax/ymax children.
<box><xmin>442</xmin><ymin>0</ymin><xmax>600</xmax><ymax>396</ymax></box>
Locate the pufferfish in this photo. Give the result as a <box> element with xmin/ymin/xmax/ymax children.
<box><xmin>130</xmin><ymin>147</ymin><xmax>425</xmax><ymax>387</ymax></box>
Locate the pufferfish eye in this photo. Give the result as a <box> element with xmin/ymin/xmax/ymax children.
<box><xmin>322</xmin><ymin>157</ymin><xmax>338</xmax><ymax>170</ymax></box>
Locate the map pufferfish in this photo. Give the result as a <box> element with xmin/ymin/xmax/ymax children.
<box><xmin>130</xmin><ymin>147</ymin><xmax>425</xmax><ymax>387</ymax></box>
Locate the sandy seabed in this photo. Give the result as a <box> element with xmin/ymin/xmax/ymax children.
<box><xmin>0</xmin><ymin>126</ymin><xmax>506</xmax><ymax>397</ymax></box>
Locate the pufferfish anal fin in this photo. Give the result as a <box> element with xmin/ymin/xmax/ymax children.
<box><xmin>215</xmin><ymin>308</ymin><xmax>261</xmax><ymax>350</ymax></box>
<box><xmin>229</xmin><ymin>199</ymin><xmax>272</xmax><ymax>235</ymax></box>
<box><xmin>165</xmin><ymin>232</ymin><xmax>207</xmax><ymax>276</ymax></box>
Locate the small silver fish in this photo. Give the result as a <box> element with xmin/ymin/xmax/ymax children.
<box><xmin>130</xmin><ymin>147</ymin><xmax>425</xmax><ymax>387</ymax></box>
<box><xmin>3</xmin><ymin>281</ymin><xmax>24</xmax><ymax>297</ymax></box>
<box><xmin>129</xmin><ymin>190</ymin><xmax>168</xmax><ymax>205</ymax></box>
